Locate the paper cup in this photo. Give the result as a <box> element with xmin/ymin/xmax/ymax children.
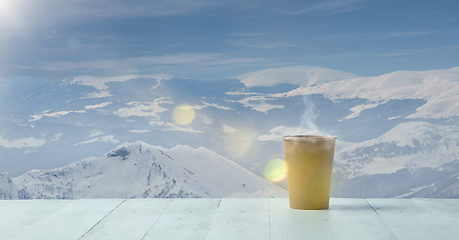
<box><xmin>282</xmin><ymin>135</ymin><xmax>337</xmax><ymax>210</ymax></box>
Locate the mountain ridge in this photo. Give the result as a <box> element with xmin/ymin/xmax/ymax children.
<box><xmin>1</xmin><ymin>141</ymin><xmax>287</xmax><ymax>199</ymax></box>
<box><xmin>2</xmin><ymin>65</ymin><xmax>459</xmax><ymax>198</ymax></box>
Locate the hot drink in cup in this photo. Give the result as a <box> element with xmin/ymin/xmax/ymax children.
<box><xmin>282</xmin><ymin>135</ymin><xmax>337</xmax><ymax>210</ymax></box>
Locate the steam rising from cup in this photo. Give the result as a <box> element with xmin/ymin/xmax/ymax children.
<box><xmin>297</xmin><ymin>95</ymin><xmax>319</xmax><ymax>135</ymax></box>
<box><xmin>296</xmin><ymin>70</ymin><xmax>321</xmax><ymax>135</ymax></box>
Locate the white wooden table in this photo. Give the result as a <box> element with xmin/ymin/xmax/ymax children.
<box><xmin>1</xmin><ymin>198</ymin><xmax>458</xmax><ymax>240</ymax></box>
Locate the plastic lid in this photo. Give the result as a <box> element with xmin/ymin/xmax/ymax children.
<box><xmin>281</xmin><ymin>135</ymin><xmax>338</xmax><ymax>141</ymax></box>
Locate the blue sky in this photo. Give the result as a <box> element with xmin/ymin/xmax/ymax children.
<box><xmin>1</xmin><ymin>0</ymin><xmax>458</xmax><ymax>81</ymax></box>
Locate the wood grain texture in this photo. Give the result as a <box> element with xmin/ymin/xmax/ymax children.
<box><xmin>206</xmin><ymin>198</ymin><xmax>270</xmax><ymax>240</ymax></box>
<box><xmin>269</xmin><ymin>198</ymin><xmax>335</xmax><ymax>240</ymax></box>
<box><xmin>413</xmin><ymin>198</ymin><xmax>459</xmax><ymax>240</ymax></box>
<box><xmin>142</xmin><ymin>198</ymin><xmax>220</xmax><ymax>240</ymax></box>
<box><xmin>326</xmin><ymin>198</ymin><xmax>397</xmax><ymax>240</ymax></box>
<box><xmin>366</xmin><ymin>198</ymin><xmax>457</xmax><ymax>240</ymax></box>
<box><xmin>0</xmin><ymin>199</ymin><xmax>24</xmax><ymax>216</ymax></box>
<box><xmin>0</xmin><ymin>199</ymin><xmax>124</xmax><ymax>240</ymax></box>
<box><xmin>1</xmin><ymin>198</ymin><xmax>459</xmax><ymax>240</ymax></box>
<box><xmin>80</xmin><ymin>198</ymin><xmax>172</xmax><ymax>240</ymax></box>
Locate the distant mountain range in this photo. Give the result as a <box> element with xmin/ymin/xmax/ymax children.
<box><xmin>1</xmin><ymin>65</ymin><xmax>459</xmax><ymax>198</ymax></box>
<box><xmin>0</xmin><ymin>141</ymin><xmax>287</xmax><ymax>199</ymax></box>
<box><xmin>332</xmin><ymin>122</ymin><xmax>459</xmax><ymax>198</ymax></box>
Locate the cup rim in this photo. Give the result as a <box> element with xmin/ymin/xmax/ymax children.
<box><xmin>281</xmin><ymin>135</ymin><xmax>337</xmax><ymax>141</ymax></box>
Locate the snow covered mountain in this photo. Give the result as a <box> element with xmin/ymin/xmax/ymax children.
<box><xmin>0</xmin><ymin>173</ymin><xmax>19</xmax><ymax>199</ymax></box>
<box><xmin>235</xmin><ymin>66</ymin><xmax>360</xmax><ymax>87</ymax></box>
<box><xmin>331</xmin><ymin>122</ymin><xmax>459</xmax><ymax>198</ymax></box>
<box><xmin>0</xmin><ymin>141</ymin><xmax>287</xmax><ymax>199</ymax></box>
<box><xmin>1</xmin><ymin>65</ymin><xmax>459</xmax><ymax>198</ymax></box>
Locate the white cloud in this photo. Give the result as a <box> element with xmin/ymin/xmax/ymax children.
<box><xmin>30</xmin><ymin>53</ymin><xmax>218</xmax><ymax>71</ymax></box>
<box><xmin>29</xmin><ymin>110</ymin><xmax>85</xmax><ymax>122</ymax></box>
<box><xmin>74</xmin><ymin>74</ymin><xmax>173</xmax><ymax>91</ymax></box>
<box><xmin>228</xmin><ymin>31</ymin><xmax>295</xmax><ymax>49</ymax></box>
<box><xmin>129</xmin><ymin>129</ymin><xmax>150</xmax><ymax>133</ymax></box>
<box><xmin>85</xmin><ymin>101</ymin><xmax>112</xmax><ymax>110</ymax></box>
<box><xmin>222</xmin><ymin>124</ymin><xmax>237</xmax><ymax>134</ymax></box>
<box><xmin>383</xmin><ymin>31</ymin><xmax>433</xmax><ymax>38</ymax></box>
<box><xmin>149</xmin><ymin>121</ymin><xmax>203</xmax><ymax>133</ymax></box>
<box><xmin>371</xmin><ymin>46</ymin><xmax>459</xmax><ymax>58</ymax></box>
<box><xmin>287</xmin><ymin>0</ymin><xmax>366</xmax><ymax>15</ymax></box>
<box><xmin>197</xmin><ymin>57</ymin><xmax>264</xmax><ymax>66</ymax></box>
<box><xmin>230</xmin><ymin>32</ymin><xmax>266</xmax><ymax>37</ymax></box>
<box><xmin>229</xmin><ymin>39</ymin><xmax>296</xmax><ymax>49</ymax></box>
<box><xmin>74</xmin><ymin>135</ymin><xmax>119</xmax><ymax>145</ymax></box>
<box><xmin>113</xmin><ymin>100</ymin><xmax>170</xmax><ymax>119</ymax></box>
<box><xmin>22</xmin><ymin>53</ymin><xmax>264</xmax><ymax>72</ymax></box>
<box><xmin>89</xmin><ymin>130</ymin><xmax>103</xmax><ymax>138</ymax></box>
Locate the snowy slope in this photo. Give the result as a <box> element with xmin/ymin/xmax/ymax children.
<box><xmin>291</xmin><ymin>67</ymin><xmax>459</xmax><ymax>119</ymax></box>
<box><xmin>0</xmin><ymin>173</ymin><xmax>19</xmax><ymax>199</ymax></box>
<box><xmin>335</xmin><ymin>122</ymin><xmax>459</xmax><ymax>177</ymax></box>
<box><xmin>235</xmin><ymin>66</ymin><xmax>360</xmax><ymax>87</ymax></box>
<box><xmin>236</xmin><ymin>66</ymin><xmax>459</xmax><ymax>119</ymax></box>
<box><xmin>6</xmin><ymin>142</ymin><xmax>287</xmax><ymax>199</ymax></box>
<box><xmin>332</xmin><ymin>122</ymin><xmax>459</xmax><ymax>198</ymax></box>
<box><xmin>2</xmin><ymin>66</ymin><xmax>459</xmax><ymax>198</ymax></box>
<box><xmin>395</xmin><ymin>170</ymin><xmax>459</xmax><ymax>199</ymax></box>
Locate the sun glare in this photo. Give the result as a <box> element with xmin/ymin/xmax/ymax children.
<box><xmin>224</xmin><ymin>127</ymin><xmax>256</xmax><ymax>158</ymax></box>
<box><xmin>172</xmin><ymin>104</ymin><xmax>195</xmax><ymax>125</ymax></box>
<box><xmin>263</xmin><ymin>158</ymin><xmax>286</xmax><ymax>183</ymax></box>
<box><xmin>0</xmin><ymin>0</ymin><xmax>22</xmax><ymax>26</ymax></box>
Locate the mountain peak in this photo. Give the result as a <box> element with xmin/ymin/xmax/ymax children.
<box><xmin>5</xmin><ymin>142</ymin><xmax>287</xmax><ymax>199</ymax></box>
<box><xmin>0</xmin><ymin>173</ymin><xmax>19</xmax><ymax>200</ymax></box>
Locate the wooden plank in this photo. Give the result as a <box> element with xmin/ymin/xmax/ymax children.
<box><xmin>326</xmin><ymin>198</ymin><xmax>397</xmax><ymax>240</ymax></box>
<box><xmin>0</xmin><ymin>200</ymin><xmax>24</xmax><ymax>216</ymax></box>
<box><xmin>1</xmin><ymin>198</ymin><xmax>458</xmax><ymax>240</ymax></box>
<box><xmin>270</xmin><ymin>198</ymin><xmax>398</xmax><ymax>240</ymax></box>
<box><xmin>142</xmin><ymin>198</ymin><xmax>220</xmax><ymax>240</ymax></box>
<box><xmin>206</xmin><ymin>198</ymin><xmax>270</xmax><ymax>240</ymax></box>
<box><xmin>80</xmin><ymin>198</ymin><xmax>172</xmax><ymax>240</ymax></box>
<box><xmin>366</xmin><ymin>198</ymin><xmax>457</xmax><ymax>240</ymax></box>
<box><xmin>269</xmin><ymin>198</ymin><xmax>334</xmax><ymax>240</ymax></box>
<box><xmin>414</xmin><ymin>198</ymin><xmax>459</xmax><ymax>213</ymax></box>
<box><xmin>0</xmin><ymin>200</ymin><xmax>75</xmax><ymax>240</ymax></box>
<box><xmin>0</xmin><ymin>199</ymin><xmax>124</xmax><ymax>240</ymax></box>
<box><xmin>413</xmin><ymin>198</ymin><xmax>459</xmax><ymax>239</ymax></box>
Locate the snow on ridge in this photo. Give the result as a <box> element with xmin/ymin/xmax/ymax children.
<box><xmin>0</xmin><ymin>173</ymin><xmax>19</xmax><ymax>199</ymax></box>
<box><xmin>224</xmin><ymin>94</ymin><xmax>284</xmax><ymax>114</ymax></box>
<box><xmin>304</xmin><ymin>67</ymin><xmax>459</xmax><ymax>118</ymax></box>
<box><xmin>85</xmin><ymin>101</ymin><xmax>112</xmax><ymax>110</ymax></box>
<box><xmin>237</xmin><ymin>66</ymin><xmax>459</xmax><ymax>119</ymax></box>
<box><xmin>235</xmin><ymin>65</ymin><xmax>360</xmax><ymax>87</ymax></box>
<box><xmin>360</xmin><ymin>122</ymin><xmax>459</xmax><ymax>149</ymax></box>
<box><xmin>129</xmin><ymin>129</ymin><xmax>151</xmax><ymax>133</ymax></box>
<box><xmin>149</xmin><ymin>121</ymin><xmax>203</xmax><ymax>133</ymax></box>
<box><xmin>341</xmin><ymin>102</ymin><xmax>384</xmax><ymax>120</ymax></box>
<box><xmin>0</xmin><ymin>136</ymin><xmax>46</xmax><ymax>149</ymax></box>
<box><xmin>29</xmin><ymin>110</ymin><xmax>86</xmax><ymax>122</ymax></box>
<box><xmin>113</xmin><ymin>98</ymin><xmax>170</xmax><ymax>118</ymax></box>
<box><xmin>336</xmin><ymin>122</ymin><xmax>459</xmax><ymax>177</ymax></box>
<box><xmin>74</xmin><ymin>135</ymin><xmax>119</xmax><ymax>146</ymax></box>
<box><xmin>72</xmin><ymin>74</ymin><xmax>173</xmax><ymax>91</ymax></box>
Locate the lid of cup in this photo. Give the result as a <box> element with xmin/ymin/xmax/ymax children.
<box><xmin>281</xmin><ymin>135</ymin><xmax>337</xmax><ymax>141</ymax></box>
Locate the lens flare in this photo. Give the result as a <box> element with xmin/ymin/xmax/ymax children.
<box><xmin>224</xmin><ymin>127</ymin><xmax>256</xmax><ymax>158</ymax></box>
<box><xmin>172</xmin><ymin>104</ymin><xmax>195</xmax><ymax>125</ymax></box>
<box><xmin>263</xmin><ymin>158</ymin><xmax>286</xmax><ymax>183</ymax></box>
